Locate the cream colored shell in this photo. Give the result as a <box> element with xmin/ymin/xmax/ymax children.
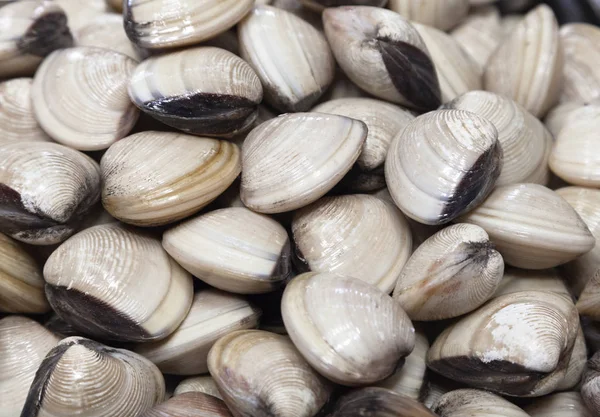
<box><xmin>558</xmin><ymin>326</ymin><xmax>587</xmax><ymax>391</ymax></box>
<box><xmin>433</xmin><ymin>389</ymin><xmax>530</xmax><ymax>417</ymax></box>
<box><xmin>140</xmin><ymin>393</ymin><xmax>232</xmax><ymax>417</ymax></box>
<box><xmin>331</xmin><ymin>387</ymin><xmax>437</xmax><ymax>417</ymax></box>
<box><xmin>76</xmin><ymin>13</ymin><xmax>143</xmax><ymax>60</ymax></box>
<box><xmin>174</xmin><ymin>376</ymin><xmax>222</xmax><ymax>400</ymax></box>
<box><xmin>493</xmin><ymin>267</ymin><xmax>569</xmax><ymax>299</ymax></box>
<box><xmin>388</xmin><ymin>0</ymin><xmax>470</xmax><ymax>31</ymax></box>
<box><xmin>526</xmin><ymin>392</ymin><xmax>594</xmax><ymax>417</ymax></box>
<box><xmin>577</xmin><ymin>269</ymin><xmax>600</xmax><ymax>320</ymax></box>
<box><xmin>55</xmin><ymin>0</ymin><xmax>109</xmax><ymax>32</ymax></box>
<box><xmin>560</xmin><ymin>23</ymin><xmax>600</xmax><ymax>104</ymax></box>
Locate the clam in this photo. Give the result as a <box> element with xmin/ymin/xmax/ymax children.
<box><xmin>388</xmin><ymin>0</ymin><xmax>470</xmax><ymax>31</ymax></box>
<box><xmin>526</xmin><ymin>392</ymin><xmax>594</xmax><ymax>417</ymax></box>
<box><xmin>560</xmin><ymin>23</ymin><xmax>600</xmax><ymax>104</ymax></box>
<box><xmin>240</xmin><ymin>113</ymin><xmax>367</xmax><ymax>213</ymax></box>
<box><xmin>501</xmin><ymin>14</ymin><xmax>523</xmax><ymax>37</ymax></box>
<box><xmin>301</xmin><ymin>1</ymin><xmax>388</xmax><ymax>12</ymax></box>
<box><xmin>101</xmin><ymin>131</ymin><xmax>241</xmax><ymax>226</ymax></box>
<box><xmin>558</xmin><ymin>326</ymin><xmax>588</xmax><ymax>391</ymax></box>
<box><xmin>393</xmin><ymin>223</ymin><xmax>504</xmax><ymax>321</ymax></box>
<box><xmin>322</xmin><ymin>71</ymin><xmax>368</xmax><ymax>101</ymax></box>
<box><xmin>128</xmin><ymin>47</ymin><xmax>263</xmax><ymax>138</ymax></box>
<box><xmin>385</xmin><ymin>109</ymin><xmax>502</xmax><ymax>225</ymax></box>
<box><xmin>124</xmin><ymin>0</ymin><xmax>254</xmax><ymax>49</ymax></box>
<box><xmin>21</xmin><ymin>336</ymin><xmax>165</xmax><ymax>417</ymax></box>
<box><xmin>140</xmin><ymin>392</ymin><xmax>232</xmax><ymax>417</ymax></box>
<box><xmin>76</xmin><ymin>13</ymin><xmax>144</xmax><ymax>60</ymax></box>
<box><xmin>292</xmin><ymin>195</ymin><xmax>412</xmax><ymax>293</ymax></box>
<box><xmin>0</xmin><ymin>0</ymin><xmax>73</xmax><ymax>79</ymax></box>
<box><xmin>54</xmin><ymin>0</ymin><xmax>108</xmax><ymax>32</ymax></box>
<box><xmin>484</xmin><ymin>4</ymin><xmax>564</xmax><ymax>118</ymax></box>
<box><xmin>322</xmin><ymin>6</ymin><xmax>441</xmax><ymax>111</ymax></box>
<box><xmin>427</xmin><ymin>291</ymin><xmax>580</xmax><ymax>397</ymax></box>
<box><xmin>582</xmin><ymin>351</ymin><xmax>600</xmax><ymax>415</ymax></box>
<box><xmin>0</xmin><ymin>316</ymin><xmax>59</xmax><ymax>417</ymax></box>
<box><xmin>0</xmin><ymin>142</ymin><xmax>101</xmax><ymax>245</ymax></box>
<box><xmin>422</xmin><ymin>374</ymin><xmax>464</xmax><ymax>410</ymax></box>
<box><xmin>207</xmin><ymin>330</ymin><xmax>333</xmax><ymax>417</ymax></box>
<box><xmin>459</xmin><ymin>183</ymin><xmax>596</xmax><ymax>269</ymax></box>
<box><xmin>493</xmin><ymin>267</ymin><xmax>569</xmax><ymax>298</ymax></box>
<box><xmin>330</xmin><ymin>387</ymin><xmax>437</xmax><ymax>417</ymax></box>
<box><xmin>433</xmin><ymin>389</ymin><xmax>530</xmax><ymax>417</ymax></box>
<box><xmin>577</xmin><ymin>270</ymin><xmax>600</xmax><ymax>320</ymax></box>
<box><xmin>174</xmin><ymin>376</ymin><xmax>222</xmax><ymax>400</ymax></box>
<box><xmin>238</xmin><ymin>5</ymin><xmax>335</xmax><ymax>112</ymax></box>
<box><xmin>43</xmin><ymin>223</ymin><xmax>194</xmax><ymax>342</ymax></box>
<box><xmin>544</xmin><ymin>101</ymin><xmax>583</xmax><ymax>138</ymax></box>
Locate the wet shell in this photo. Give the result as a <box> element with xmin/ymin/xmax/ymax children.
<box><xmin>128</xmin><ymin>47</ymin><xmax>263</xmax><ymax>138</ymax></box>
<box><xmin>525</xmin><ymin>392</ymin><xmax>594</xmax><ymax>417</ymax></box>
<box><xmin>238</xmin><ymin>5</ymin><xmax>335</xmax><ymax>112</ymax></box>
<box><xmin>558</xmin><ymin>326</ymin><xmax>587</xmax><ymax>391</ymax></box>
<box><xmin>76</xmin><ymin>13</ymin><xmax>143</xmax><ymax>60</ymax></box>
<box><xmin>0</xmin><ymin>142</ymin><xmax>101</xmax><ymax>245</ymax></box>
<box><xmin>102</xmin><ymin>132</ymin><xmax>241</xmax><ymax>227</ymax></box>
<box><xmin>54</xmin><ymin>0</ymin><xmax>108</xmax><ymax>32</ymax></box>
<box><xmin>292</xmin><ymin>195</ymin><xmax>412</xmax><ymax>293</ymax></box>
<box><xmin>388</xmin><ymin>0</ymin><xmax>469</xmax><ymax>31</ymax></box>
<box><xmin>43</xmin><ymin>223</ymin><xmax>194</xmax><ymax>342</ymax></box>
<box><xmin>330</xmin><ymin>387</ymin><xmax>437</xmax><ymax>417</ymax></box>
<box><xmin>207</xmin><ymin>330</ymin><xmax>333</xmax><ymax>417</ymax></box>
<box><xmin>582</xmin><ymin>352</ymin><xmax>600</xmax><ymax>416</ymax></box>
<box><xmin>140</xmin><ymin>392</ymin><xmax>232</xmax><ymax>417</ymax></box>
<box><xmin>459</xmin><ymin>183</ymin><xmax>596</xmax><ymax>269</ymax></box>
<box><xmin>32</xmin><ymin>47</ymin><xmax>139</xmax><ymax>151</ymax></box>
<box><xmin>393</xmin><ymin>223</ymin><xmax>504</xmax><ymax>321</ymax></box>
<box><xmin>323</xmin><ymin>6</ymin><xmax>441</xmax><ymax>111</ymax></box>
<box><xmin>484</xmin><ymin>4</ymin><xmax>564</xmax><ymax>118</ymax></box>
<box><xmin>21</xmin><ymin>337</ymin><xmax>165</xmax><ymax>417</ymax></box>
<box><xmin>174</xmin><ymin>376</ymin><xmax>222</xmax><ymax>400</ymax></box>
<box><xmin>240</xmin><ymin>113</ymin><xmax>367</xmax><ymax>213</ymax></box>
<box><xmin>385</xmin><ymin>109</ymin><xmax>502</xmax><ymax>226</ymax></box>
<box><xmin>560</xmin><ymin>23</ymin><xmax>600</xmax><ymax>104</ymax></box>
<box><xmin>433</xmin><ymin>389</ymin><xmax>530</xmax><ymax>417</ymax></box>
<box><xmin>493</xmin><ymin>267</ymin><xmax>569</xmax><ymax>299</ymax></box>
<box><xmin>0</xmin><ymin>316</ymin><xmax>59</xmax><ymax>417</ymax></box>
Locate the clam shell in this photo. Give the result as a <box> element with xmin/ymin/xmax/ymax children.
<box><xmin>393</xmin><ymin>223</ymin><xmax>504</xmax><ymax>321</ymax></box>
<box><xmin>301</xmin><ymin>0</ymin><xmax>388</xmax><ymax>12</ymax></box>
<box><xmin>55</xmin><ymin>0</ymin><xmax>108</xmax><ymax>32</ymax></box>
<box><xmin>292</xmin><ymin>194</ymin><xmax>412</xmax><ymax>293</ymax></box>
<box><xmin>525</xmin><ymin>392</ymin><xmax>594</xmax><ymax>417</ymax></box>
<box><xmin>582</xmin><ymin>352</ymin><xmax>600</xmax><ymax>416</ymax></box>
<box><xmin>330</xmin><ymin>387</ymin><xmax>437</xmax><ymax>417</ymax></box>
<box><xmin>0</xmin><ymin>142</ymin><xmax>101</xmax><ymax>245</ymax></box>
<box><xmin>76</xmin><ymin>13</ymin><xmax>144</xmax><ymax>60</ymax></box>
<box><xmin>484</xmin><ymin>4</ymin><xmax>564</xmax><ymax>118</ymax></box>
<box><xmin>422</xmin><ymin>374</ymin><xmax>464</xmax><ymax>410</ymax></box>
<box><xmin>459</xmin><ymin>183</ymin><xmax>596</xmax><ymax>269</ymax></box>
<box><xmin>501</xmin><ymin>14</ymin><xmax>523</xmax><ymax>37</ymax></box>
<box><xmin>388</xmin><ymin>0</ymin><xmax>470</xmax><ymax>31</ymax></box>
<box><xmin>544</xmin><ymin>101</ymin><xmax>582</xmax><ymax>138</ymax></box>
<box><xmin>560</xmin><ymin>23</ymin><xmax>600</xmax><ymax>104</ymax></box>
<box><xmin>207</xmin><ymin>330</ymin><xmax>333</xmax><ymax>417</ymax></box>
<box><xmin>21</xmin><ymin>336</ymin><xmax>165</xmax><ymax>417</ymax></box>
<box><xmin>240</xmin><ymin>113</ymin><xmax>367</xmax><ymax>213</ymax></box>
<box><xmin>140</xmin><ymin>392</ymin><xmax>232</xmax><ymax>417</ymax></box>
<box><xmin>128</xmin><ymin>47</ymin><xmax>263</xmax><ymax>138</ymax></box>
<box><xmin>557</xmin><ymin>326</ymin><xmax>587</xmax><ymax>391</ymax></box>
<box><xmin>174</xmin><ymin>376</ymin><xmax>222</xmax><ymax>400</ymax></box>
<box><xmin>101</xmin><ymin>131</ymin><xmax>241</xmax><ymax>226</ymax></box>
<box><xmin>385</xmin><ymin>109</ymin><xmax>502</xmax><ymax>226</ymax></box>
<box><xmin>43</xmin><ymin>223</ymin><xmax>194</xmax><ymax>342</ymax></box>
<box><xmin>321</xmin><ymin>71</ymin><xmax>368</xmax><ymax>102</ymax></box>
<box><xmin>433</xmin><ymin>389</ymin><xmax>529</xmax><ymax>417</ymax></box>
<box><xmin>493</xmin><ymin>267</ymin><xmax>569</xmax><ymax>298</ymax></box>
<box><xmin>576</xmin><ymin>269</ymin><xmax>600</xmax><ymax>320</ymax></box>
<box><xmin>323</xmin><ymin>6</ymin><xmax>441</xmax><ymax>111</ymax></box>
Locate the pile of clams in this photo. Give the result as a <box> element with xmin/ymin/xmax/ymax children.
<box><xmin>3</xmin><ymin>0</ymin><xmax>600</xmax><ymax>416</ymax></box>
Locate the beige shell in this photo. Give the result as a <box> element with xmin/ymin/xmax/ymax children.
<box><xmin>427</xmin><ymin>291</ymin><xmax>580</xmax><ymax>397</ymax></box>
<box><xmin>21</xmin><ymin>336</ymin><xmax>165</xmax><ymax>417</ymax></box>
<box><xmin>43</xmin><ymin>223</ymin><xmax>194</xmax><ymax>342</ymax></box>
<box><xmin>101</xmin><ymin>131</ymin><xmax>241</xmax><ymax>226</ymax></box>
<box><xmin>558</xmin><ymin>326</ymin><xmax>587</xmax><ymax>391</ymax></box>
<box><xmin>331</xmin><ymin>387</ymin><xmax>437</xmax><ymax>417</ymax></box>
<box><xmin>240</xmin><ymin>113</ymin><xmax>367</xmax><ymax>214</ymax></box>
<box><xmin>55</xmin><ymin>0</ymin><xmax>109</xmax><ymax>32</ymax></box>
<box><xmin>560</xmin><ymin>23</ymin><xmax>600</xmax><ymax>104</ymax></box>
<box><xmin>459</xmin><ymin>183</ymin><xmax>596</xmax><ymax>269</ymax></box>
<box><xmin>0</xmin><ymin>316</ymin><xmax>59</xmax><ymax>417</ymax></box>
<box><xmin>32</xmin><ymin>47</ymin><xmax>139</xmax><ymax>151</ymax></box>
<box><xmin>582</xmin><ymin>352</ymin><xmax>600</xmax><ymax>416</ymax></box>
<box><xmin>393</xmin><ymin>223</ymin><xmax>504</xmax><ymax>321</ymax></box>
<box><xmin>0</xmin><ymin>142</ymin><xmax>101</xmax><ymax>245</ymax></box>
<box><xmin>388</xmin><ymin>0</ymin><xmax>470</xmax><ymax>31</ymax></box>
<box><xmin>484</xmin><ymin>4</ymin><xmax>563</xmax><ymax>118</ymax></box>
<box><xmin>174</xmin><ymin>376</ymin><xmax>222</xmax><ymax>400</ymax></box>
<box><xmin>292</xmin><ymin>194</ymin><xmax>412</xmax><ymax>293</ymax></box>
<box><xmin>300</xmin><ymin>0</ymin><xmax>388</xmax><ymax>12</ymax></box>
<box><xmin>140</xmin><ymin>392</ymin><xmax>232</xmax><ymax>417</ymax></box>
<box><xmin>238</xmin><ymin>5</ymin><xmax>335</xmax><ymax>112</ymax></box>
<box><xmin>76</xmin><ymin>13</ymin><xmax>143</xmax><ymax>60</ymax></box>
<box><xmin>321</xmin><ymin>71</ymin><xmax>368</xmax><ymax>102</ymax></box>
<box><xmin>526</xmin><ymin>392</ymin><xmax>594</xmax><ymax>417</ymax></box>
<box><xmin>207</xmin><ymin>330</ymin><xmax>333</xmax><ymax>417</ymax></box>
<box><xmin>544</xmin><ymin>101</ymin><xmax>583</xmax><ymax>138</ymax></box>
<box><xmin>493</xmin><ymin>267</ymin><xmax>569</xmax><ymax>299</ymax></box>
<box><xmin>433</xmin><ymin>389</ymin><xmax>530</xmax><ymax>417</ymax></box>
<box><xmin>270</xmin><ymin>0</ymin><xmax>323</xmax><ymax>29</ymax></box>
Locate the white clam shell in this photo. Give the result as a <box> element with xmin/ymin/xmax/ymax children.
<box><xmin>174</xmin><ymin>376</ymin><xmax>222</xmax><ymax>400</ymax></box>
<box><xmin>55</xmin><ymin>0</ymin><xmax>108</xmax><ymax>32</ymax></box>
<box><xmin>560</xmin><ymin>23</ymin><xmax>600</xmax><ymax>104</ymax></box>
<box><xmin>388</xmin><ymin>0</ymin><xmax>470</xmax><ymax>31</ymax></box>
<box><xmin>582</xmin><ymin>352</ymin><xmax>600</xmax><ymax>416</ymax></box>
<box><xmin>433</xmin><ymin>389</ymin><xmax>530</xmax><ymax>417</ymax></box>
<box><xmin>544</xmin><ymin>101</ymin><xmax>583</xmax><ymax>138</ymax></box>
<box><xmin>140</xmin><ymin>392</ymin><xmax>232</xmax><ymax>417</ymax></box>
<box><xmin>493</xmin><ymin>267</ymin><xmax>569</xmax><ymax>299</ymax></box>
<box><xmin>300</xmin><ymin>0</ymin><xmax>388</xmax><ymax>12</ymax></box>
<box><xmin>525</xmin><ymin>392</ymin><xmax>594</xmax><ymax>417</ymax></box>
<box><xmin>76</xmin><ymin>13</ymin><xmax>144</xmax><ymax>60</ymax></box>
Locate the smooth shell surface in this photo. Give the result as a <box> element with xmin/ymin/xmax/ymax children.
<box><xmin>582</xmin><ymin>352</ymin><xmax>600</xmax><ymax>416</ymax></box>
<box><xmin>54</xmin><ymin>0</ymin><xmax>108</xmax><ymax>32</ymax></box>
<box><xmin>174</xmin><ymin>376</ymin><xmax>222</xmax><ymax>399</ymax></box>
<box><xmin>451</xmin><ymin>6</ymin><xmax>502</xmax><ymax>71</ymax></box>
<box><xmin>76</xmin><ymin>13</ymin><xmax>143</xmax><ymax>60</ymax></box>
<box><xmin>558</xmin><ymin>326</ymin><xmax>587</xmax><ymax>391</ymax></box>
<box><xmin>525</xmin><ymin>392</ymin><xmax>594</xmax><ymax>417</ymax></box>
<box><xmin>493</xmin><ymin>267</ymin><xmax>569</xmax><ymax>298</ymax></box>
<box><xmin>388</xmin><ymin>0</ymin><xmax>470</xmax><ymax>31</ymax></box>
<box><xmin>140</xmin><ymin>392</ymin><xmax>232</xmax><ymax>417</ymax></box>
<box><xmin>433</xmin><ymin>389</ymin><xmax>530</xmax><ymax>417</ymax></box>
<box><xmin>331</xmin><ymin>387</ymin><xmax>437</xmax><ymax>417</ymax></box>
<box><xmin>560</xmin><ymin>23</ymin><xmax>600</xmax><ymax>104</ymax></box>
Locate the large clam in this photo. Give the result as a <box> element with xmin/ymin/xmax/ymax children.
<box><xmin>525</xmin><ymin>392</ymin><xmax>594</xmax><ymax>417</ymax></box>
<box><xmin>560</xmin><ymin>23</ymin><xmax>600</xmax><ymax>104</ymax></box>
<box><xmin>140</xmin><ymin>393</ymin><xmax>232</xmax><ymax>417</ymax></box>
<box><xmin>388</xmin><ymin>0</ymin><xmax>469</xmax><ymax>31</ymax></box>
<box><xmin>0</xmin><ymin>78</ymin><xmax>50</xmax><ymax>144</ymax></box>
<box><xmin>330</xmin><ymin>387</ymin><xmax>437</xmax><ymax>417</ymax></box>
<box><xmin>433</xmin><ymin>389</ymin><xmax>530</xmax><ymax>417</ymax></box>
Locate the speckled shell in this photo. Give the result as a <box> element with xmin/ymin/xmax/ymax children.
<box><xmin>433</xmin><ymin>389</ymin><xmax>530</xmax><ymax>417</ymax></box>
<box><xmin>76</xmin><ymin>13</ymin><xmax>144</xmax><ymax>60</ymax></box>
<box><xmin>493</xmin><ymin>267</ymin><xmax>569</xmax><ymax>299</ymax></box>
<box><xmin>451</xmin><ymin>6</ymin><xmax>502</xmax><ymax>71</ymax></box>
<box><xmin>526</xmin><ymin>392</ymin><xmax>594</xmax><ymax>417</ymax></box>
<box><xmin>140</xmin><ymin>393</ymin><xmax>232</xmax><ymax>417</ymax></box>
<box><xmin>331</xmin><ymin>387</ymin><xmax>437</xmax><ymax>417</ymax></box>
<box><xmin>174</xmin><ymin>376</ymin><xmax>222</xmax><ymax>400</ymax></box>
<box><xmin>560</xmin><ymin>23</ymin><xmax>600</xmax><ymax>104</ymax></box>
<box><xmin>581</xmin><ymin>352</ymin><xmax>600</xmax><ymax>416</ymax></box>
<box><xmin>388</xmin><ymin>0</ymin><xmax>469</xmax><ymax>31</ymax></box>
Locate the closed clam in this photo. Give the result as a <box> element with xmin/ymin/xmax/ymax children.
<box><xmin>43</xmin><ymin>223</ymin><xmax>194</xmax><ymax>342</ymax></box>
<box><xmin>576</xmin><ymin>270</ymin><xmax>600</xmax><ymax>320</ymax></box>
<box><xmin>388</xmin><ymin>0</ymin><xmax>469</xmax><ymax>31</ymax></box>
<box><xmin>301</xmin><ymin>0</ymin><xmax>388</xmax><ymax>12</ymax></box>
<box><xmin>323</xmin><ymin>6</ymin><xmax>441</xmax><ymax>111</ymax></box>
<box><xmin>292</xmin><ymin>195</ymin><xmax>412</xmax><ymax>293</ymax></box>
<box><xmin>493</xmin><ymin>267</ymin><xmax>569</xmax><ymax>298</ymax></box>
<box><xmin>460</xmin><ymin>183</ymin><xmax>596</xmax><ymax>269</ymax></box>
<box><xmin>174</xmin><ymin>376</ymin><xmax>222</xmax><ymax>400</ymax></box>
<box><xmin>21</xmin><ymin>336</ymin><xmax>165</xmax><ymax>417</ymax></box>
<box><xmin>76</xmin><ymin>13</ymin><xmax>143</xmax><ymax>60</ymax></box>
<box><xmin>526</xmin><ymin>392</ymin><xmax>594</xmax><ymax>417</ymax></box>
<box><xmin>558</xmin><ymin>326</ymin><xmax>588</xmax><ymax>391</ymax></box>
<box><xmin>330</xmin><ymin>387</ymin><xmax>437</xmax><ymax>417</ymax></box>
<box><xmin>208</xmin><ymin>330</ymin><xmax>333</xmax><ymax>417</ymax></box>
<box><xmin>385</xmin><ymin>109</ymin><xmax>502</xmax><ymax>225</ymax></box>
<box><xmin>102</xmin><ymin>132</ymin><xmax>241</xmax><ymax>226</ymax></box>
<box><xmin>560</xmin><ymin>23</ymin><xmax>600</xmax><ymax>104</ymax></box>
<box><xmin>582</xmin><ymin>352</ymin><xmax>600</xmax><ymax>416</ymax></box>
<box><xmin>393</xmin><ymin>223</ymin><xmax>504</xmax><ymax>321</ymax></box>
<box><xmin>140</xmin><ymin>393</ymin><xmax>232</xmax><ymax>417</ymax></box>
<box><xmin>433</xmin><ymin>389</ymin><xmax>530</xmax><ymax>417</ymax></box>
<box><xmin>0</xmin><ymin>78</ymin><xmax>50</xmax><ymax>144</ymax></box>
<box><xmin>241</xmin><ymin>113</ymin><xmax>366</xmax><ymax>213</ymax></box>
<box><xmin>54</xmin><ymin>0</ymin><xmax>108</xmax><ymax>32</ymax></box>
<box><xmin>544</xmin><ymin>101</ymin><xmax>583</xmax><ymax>138</ymax></box>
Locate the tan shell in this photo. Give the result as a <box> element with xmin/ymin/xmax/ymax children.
<box><xmin>55</xmin><ymin>0</ymin><xmax>109</xmax><ymax>32</ymax></box>
<box><xmin>300</xmin><ymin>0</ymin><xmax>388</xmax><ymax>12</ymax></box>
<box><xmin>174</xmin><ymin>376</ymin><xmax>222</xmax><ymax>400</ymax></box>
<box><xmin>558</xmin><ymin>326</ymin><xmax>587</xmax><ymax>391</ymax></box>
<box><xmin>484</xmin><ymin>4</ymin><xmax>564</xmax><ymax>118</ymax></box>
<box><xmin>76</xmin><ymin>13</ymin><xmax>143</xmax><ymax>60</ymax></box>
<box><xmin>581</xmin><ymin>352</ymin><xmax>600</xmax><ymax>416</ymax></box>
<box><xmin>433</xmin><ymin>389</ymin><xmax>530</xmax><ymax>417</ymax></box>
<box><xmin>493</xmin><ymin>267</ymin><xmax>569</xmax><ymax>299</ymax></box>
<box><xmin>101</xmin><ymin>131</ymin><xmax>241</xmax><ymax>226</ymax></box>
<box><xmin>331</xmin><ymin>387</ymin><xmax>437</xmax><ymax>417</ymax></box>
<box><xmin>140</xmin><ymin>392</ymin><xmax>232</xmax><ymax>417</ymax></box>
<box><xmin>388</xmin><ymin>0</ymin><xmax>470</xmax><ymax>31</ymax></box>
<box><xmin>525</xmin><ymin>392</ymin><xmax>594</xmax><ymax>417</ymax></box>
<box><xmin>560</xmin><ymin>23</ymin><xmax>600</xmax><ymax>104</ymax></box>
<box><xmin>577</xmin><ymin>270</ymin><xmax>600</xmax><ymax>320</ymax></box>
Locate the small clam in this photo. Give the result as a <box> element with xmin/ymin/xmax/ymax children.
<box><xmin>560</xmin><ymin>23</ymin><xmax>600</xmax><ymax>104</ymax></box>
<box><xmin>581</xmin><ymin>351</ymin><xmax>600</xmax><ymax>416</ymax></box>
<box><xmin>128</xmin><ymin>47</ymin><xmax>263</xmax><ymax>137</ymax></box>
<box><xmin>433</xmin><ymin>389</ymin><xmax>530</xmax><ymax>417</ymax></box>
<box><xmin>240</xmin><ymin>113</ymin><xmax>367</xmax><ymax>213</ymax></box>
<box><xmin>43</xmin><ymin>223</ymin><xmax>194</xmax><ymax>342</ymax></box>
<box><xmin>323</xmin><ymin>6</ymin><xmax>441</xmax><ymax>111</ymax></box>
<box><xmin>0</xmin><ymin>142</ymin><xmax>101</xmax><ymax>245</ymax></box>
<box><xmin>54</xmin><ymin>0</ymin><xmax>108</xmax><ymax>32</ymax></box>
<box><xmin>393</xmin><ymin>223</ymin><xmax>504</xmax><ymax>321</ymax></box>
<box><xmin>558</xmin><ymin>326</ymin><xmax>588</xmax><ymax>391</ymax></box>
<box><xmin>124</xmin><ymin>0</ymin><xmax>254</xmax><ymax>49</ymax></box>
<box><xmin>292</xmin><ymin>195</ymin><xmax>412</xmax><ymax>293</ymax></box>
<box><xmin>301</xmin><ymin>0</ymin><xmax>388</xmax><ymax>12</ymax></box>
<box><xmin>493</xmin><ymin>267</ymin><xmax>569</xmax><ymax>298</ymax></box>
<box><xmin>484</xmin><ymin>4</ymin><xmax>564</xmax><ymax>118</ymax></box>
<box><xmin>388</xmin><ymin>0</ymin><xmax>470</xmax><ymax>31</ymax></box>
<box><xmin>174</xmin><ymin>376</ymin><xmax>222</xmax><ymax>400</ymax></box>
<box><xmin>140</xmin><ymin>392</ymin><xmax>232</xmax><ymax>417</ymax></box>
<box><xmin>207</xmin><ymin>330</ymin><xmax>333</xmax><ymax>417</ymax></box>
<box><xmin>101</xmin><ymin>132</ymin><xmax>241</xmax><ymax>226</ymax></box>
<box><xmin>330</xmin><ymin>387</ymin><xmax>437</xmax><ymax>417</ymax></box>
<box><xmin>459</xmin><ymin>183</ymin><xmax>596</xmax><ymax>269</ymax></box>
<box><xmin>526</xmin><ymin>392</ymin><xmax>594</xmax><ymax>417</ymax></box>
<box><xmin>385</xmin><ymin>109</ymin><xmax>502</xmax><ymax>225</ymax></box>
<box><xmin>76</xmin><ymin>13</ymin><xmax>144</xmax><ymax>60</ymax></box>
<box><xmin>21</xmin><ymin>336</ymin><xmax>165</xmax><ymax>417</ymax></box>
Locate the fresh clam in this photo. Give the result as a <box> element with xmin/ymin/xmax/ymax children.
<box><xmin>21</xmin><ymin>336</ymin><xmax>165</xmax><ymax>417</ymax></box>
<box><xmin>140</xmin><ymin>393</ymin><xmax>232</xmax><ymax>417</ymax></box>
<box><xmin>433</xmin><ymin>389</ymin><xmax>530</xmax><ymax>417</ymax></box>
<box><xmin>385</xmin><ymin>109</ymin><xmax>502</xmax><ymax>225</ymax></box>
<box><xmin>207</xmin><ymin>330</ymin><xmax>333</xmax><ymax>417</ymax></box>
<box><xmin>174</xmin><ymin>376</ymin><xmax>222</xmax><ymax>400</ymax></box>
<box><xmin>558</xmin><ymin>326</ymin><xmax>588</xmax><ymax>391</ymax></box>
<box><xmin>128</xmin><ymin>47</ymin><xmax>263</xmax><ymax>137</ymax></box>
<box><xmin>393</xmin><ymin>223</ymin><xmax>504</xmax><ymax>321</ymax></box>
<box><xmin>54</xmin><ymin>0</ymin><xmax>108</xmax><ymax>32</ymax></box>
<box><xmin>101</xmin><ymin>131</ymin><xmax>241</xmax><ymax>226</ymax></box>
<box><xmin>525</xmin><ymin>392</ymin><xmax>594</xmax><ymax>417</ymax></box>
<box><xmin>493</xmin><ymin>267</ymin><xmax>570</xmax><ymax>298</ymax></box>
<box><xmin>330</xmin><ymin>387</ymin><xmax>437</xmax><ymax>417</ymax></box>
<box><xmin>577</xmin><ymin>270</ymin><xmax>600</xmax><ymax>320</ymax></box>
<box><xmin>0</xmin><ymin>142</ymin><xmax>101</xmax><ymax>245</ymax></box>
<box><xmin>388</xmin><ymin>0</ymin><xmax>470</xmax><ymax>31</ymax></box>
<box><xmin>560</xmin><ymin>23</ymin><xmax>600</xmax><ymax>104</ymax></box>
<box><xmin>240</xmin><ymin>113</ymin><xmax>367</xmax><ymax>213</ymax></box>
<box><xmin>582</xmin><ymin>351</ymin><xmax>600</xmax><ymax>416</ymax></box>
<box><xmin>544</xmin><ymin>101</ymin><xmax>584</xmax><ymax>138</ymax></box>
<box><xmin>43</xmin><ymin>223</ymin><xmax>194</xmax><ymax>342</ymax></box>
<box><xmin>76</xmin><ymin>13</ymin><xmax>144</xmax><ymax>60</ymax></box>
<box><xmin>323</xmin><ymin>6</ymin><xmax>441</xmax><ymax>111</ymax></box>
<box><xmin>292</xmin><ymin>195</ymin><xmax>412</xmax><ymax>293</ymax></box>
<box><xmin>0</xmin><ymin>78</ymin><xmax>50</xmax><ymax>144</ymax></box>
<box><xmin>301</xmin><ymin>0</ymin><xmax>388</xmax><ymax>12</ymax></box>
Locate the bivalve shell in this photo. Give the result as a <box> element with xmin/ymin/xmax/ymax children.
<box><xmin>560</xmin><ymin>23</ymin><xmax>600</xmax><ymax>104</ymax></box>
<box><xmin>76</xmin><ymin>13</ymin><xmax>144</xmax><ymax>60</ymax></box>
<box><xmin>433</xmin><ymin>389</ymin><xmax>530</xmax><ymax>417</ymax></box>
<box><xmin>581</xmin><ymin>351</ymin><xmax>600</xmax><ymax>416</ymax></box>
<box><xmin>544</xmin><ymin>101</ymin><xmax>583</xmax><ymax>138</ymax></box>
<box><xmin>140</xmin><ymin>393</ymin><xmax>232</xmax><ymax>417</ymax></box>
<box><xmin>388</xmin><ymin>0</ymin><xmax>470</xmax><ymax>31</ymax></box>
<box><xmin>330</xmin><ymin>387</ymin><xmax>437</xmax><ymax>417</ymax></box>
<box><xmin>301</xmin><ymin>0</ymin><xmax>388</xmax><ymax>12</ymax></box>
<box><xmin>54</xmin><ymin>0</ymin><xmax>108</xmax><ymax>32</ymax></box>
<box><xmin>174</xmin><ymin>376</ymin><xmax>222</xmax><ymax>400</ymax></box>
<box><xmin>493</xmin><ymin>267</ymin><xmax>569</xmax><ymax>298</ymax></box>
<box><xmin>576</xmin><ymin>270</ymin><xmax>600</xmax><ymax>320</ymax></box>
<box><xmin>558</xmin><ymin>326</ymin><xmax>587</xmax><ymax>391</ymax></box>
<box><xmin>525</xmin><ymin>392</ymin><xmax>594</xmax><ymax>417</ymax></box>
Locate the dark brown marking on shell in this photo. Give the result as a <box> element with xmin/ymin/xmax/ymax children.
<box><xmin>313</xmin><ymin>0</ymin><xmax>388</xmax><ymax>6</ymax></box>
<box><xmin>17</xmin><ymin>11</ymin><xmax>73</xmax><ymax>57</ymax></box>
<box><xmin>272</xmin><ymin>238</ymin><xmax>293</xmax><ymax>284</ymax></box>
<box><xmin>465</xmin><ymin>240</ymin><xmax>498</xmax><ymax>265</ymax></box>
<box><xmin>332</xmin><ymin>387</ymin><xmax>436</xmax><ymax>417</ymax></box>
<box><xmin>331</xmin><ymin>166</ymin><xmax>386</xmax><ymax>194</ymax></box>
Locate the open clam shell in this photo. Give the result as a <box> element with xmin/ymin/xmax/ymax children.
<box><xmin>493</xmin><ymin>267</ymin><xmax>569</xmax><ymax>298</ymax></box>
<box><xmin>331</xmin><ymin>387</ymin><xmax>437</xmax><ymax>417</ymax></box>
<box><xmin>560</xmin><ymin>23</ymin><xmax>600</xmax><ymax>104</ymax></box>
<box><xmin>582</xmin><ymin>352</ymin><xmax>600</xmax><ymax>416</ymax></box>
<box><xmin>388</xmin><ymin>0</ymin><xmax>469</xmax><ymax>31</ymax></box>
<box><xmin>43</xmin><ymin>223</ymin><xmax>194</xmax><ymax>342</ymax></box>
<box><xmin>433</xmin><ymin>389</ymin><xmax>530</xmax><ymax>417</ymax></box>
<box><xmin>76</xmin><ymin>13</ymin><xmax>144</xmax><ymax>61</ymax></box>
<box><xmin>526</xmin><ymin>392</ymin><xmax>594</xmax><ymax>417</ymax></box>
<box><xmin>174</xmin><ymin>376</ymin><xmax>222</xmax><ymax>400</ymax></box>
<box><xmin>140</xmin><ymin>392</ymin><xmax>232</xmax><ymax>417</ymax></box>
